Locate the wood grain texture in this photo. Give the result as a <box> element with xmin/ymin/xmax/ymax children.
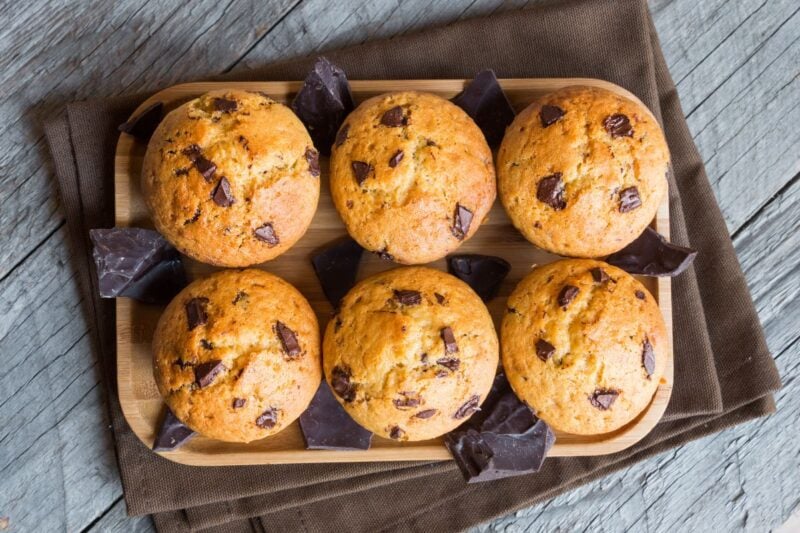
<box><xmin>0</xmin><ymin>0</ymin><xmax>796</xmax><ymax>531</ymax></box>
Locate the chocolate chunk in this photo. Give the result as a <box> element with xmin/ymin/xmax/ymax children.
<box><xmin>200</xmin><ymin>339</ymin><xmax>213</xmax><ymax>350</ymax></box>
<box><xmin>256</xmin><ymin>407</ymin><xmax>279</xmax><ymax>429</ymax></box>
<box><xmin>233</xmin><ymin>398</ymin><xmax>246</xmax><ymax>409</ymax></box>
<box><xmin>185</xmin><ymin>297</ymin><xmax>209</xmax><ymax>330</ymax></box>
<box><xmin>152</xmin><ymin>407</ymin><xmax>195</xmax><ymax>451</ymax></box>
<box><xmin>331</xmin><ymin>365</ymin><xmax>356</xmax><ymax>402</ymax></box>
<box><xmin>536</xmin><ymin>173</ymin><xmax>566</xmax><ymax>210</ymax></box>
<box><xmin>604</xmin><ymin>113</ymin><xmax>634</xmax><ymax>138</ymax></box>
<box><xmin>118</xmin><ymin>102</ymin><xmax>164</xmax><ymax>141</ymax></box>
<box><xmin>194</xmin><ymin>360</ymin><xmax>225</xmax><ymax>388</ymax></box>
<box><xmin>434</xmin><ymin>293</ymin><xmax>446</xmax><ymax>304</ymax></box>
<box><xmin>275</xmin><ymin>321</ymin><xmax>301</xmax><ymax>358</ymax></box>
<box><xmin>605</xmin><ymin>227</ymin><xmax>698</xmax><ymax>277</ymax></box>
<box><xmin>589</xmin><ymin>389</ymin><xmax>619</xmax><ymax>410</ymax></box>
<box><xmin>175</xmin><ymin>168</ymin><xmax>190</xmax><ymax>177</ymax></box>
<box><xmin>254</xmin><ymin>223</ymin><xmax>279</xmax><ymax>246</ymax></box>
<box><xmin>618</xmin><ymin>186</ymin><xmax>642</xmax><ymax>213</ymax></box>
<box><xmin>182</xmin><ymin>146</ymin><xmax>217</xmax><ymax>182</ymax></box>
<box><xmin>441</xmin><ymin>327</ymin><xmax>458</xmax><ymax>353</ymax></box>
<box><xmin>232</xmin><ymin>291</ymin><xmax>248</xmax><ymax>305</ymax></box>
<box><xmin>393</xmin><ymin>289</ymin><xmax>421</xmax><ymax>306</ymax></box>
<box><xmin>420</xmin><ymin>353</ymin><xmax>429</xmax><ymax>363</ymax></box>
<box><xmin>392</xmin><ymin>393</ymin><xmax>420</xmax><ymax>410</ymax></box>
<box><xmin>351</xmin><ymin>161</ymin><xmax>373</xmax><ymax>185</ymax></box>
<box><xmin>558</xmin><ymin>285</ymin><xmax>579</xmax><ymax>308</ymax></box>
<box><xmin>447</xmin><ymin>254</ymin><xmax>510</xmax><ymax>302</ymax></box>
<box><xmin>291</xmin><ymin>57</ymin><xmax>354</xmax><ymax>155</ymax></box>
<box><xmin>454</xmin><ymin>394</ymin><xmax>481</xmax><ymax>419</ymax></box>
<box><xmin>415</xmin><ymin>409</ymin><xmax>438</xmax><ymax>419</ymax></box>
<box><xmin>436</xmin><ymin>357</ymin><xmax>460</xmax><ymax>372</ymax></box>
<box><xmin>539</xmin><ymin>104</ymin><xmax>565</xmax><ymax>127</ymax></box>
<box><xmin>184</xmin><ymin>208</ymin><xmax>201</xmax><ymax>225</ymax></box>
<box><xmin>89</xmin><ymin>228</ymin><xmax>188</xmax><ymax>304</ymax></box>
<box><xmin>388</xmin><ymin>150</ymin><xmax>404</xmax><ymax>168</ymax></box>
<box><xmin>535</xmin><ymin>339</ymin><xmax>555</xmax><ymax>362</ymax></box>
<box><xmin>451</xmin><ymin>69</ymin><xmax>515</xmax><ymax>146</ymax></box>
<box><xmin>212</xmin><ymin>97</ymin><xmax>237</xmax><ymax>113</ymax></box>
<box><xmin>305</xmin><ymin>147</ymin><xmax>321</xmax><ymax>177</ymax></box>
<box><xmin>451</xmin><ymin>204</ymin><xmax>474</xmax><ymax>241</ymax></box>
<box><xmin>435</xmin><ymin>369</ymin><xmax>449</xmax><ymax>378</ymax></box>
<box><xmin>643</xmin><ymin>338</ymin><xmax>656</xmax><ymax>377</ymax></box>
<box><xmin>635</xmin><ymin>290</ymin><xmax>646</xmax><ymax>300</ymax></box>
<box><xmin>311</xmin><ymin>238</ymin><xmax>364</xmax><ymax>307</ymax></box>
<box><xmin>334</xmin><ymin>123</ymin><xmax>349</xmax><ymax>148</ymax></box>
<box><xmin>211</xmin><ymin>177</ymin><xmax>234</xmax><ymax>207</ymax></box>
<box><xmin>377</xmin><ymin>248</ymin><xmax>394</xmax><ymax>262</ymax></box>
<box><xmin>380</xmin><ymin>106</ymin><xmax>407</xmax><ymax>127</ymax></box>
<box><xmin>389</xmin><ymin>426</ymin><xmax>404</xmax><ymax>440</ymax></box>
<box><xmin>299</xmin><ymin>382</ymin><xmax>373</xmax><ymax>450</ymax></box>
<box><xmin>591</xmin><ymin>267</ymin><xmax>610</xmax><ymax>283</ymax></box>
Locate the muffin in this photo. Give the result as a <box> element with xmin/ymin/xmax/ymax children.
<box><xmin>323</xmin><ymin>267</ymin><xmax>499</xmax><ymax>441</ymax></box>
<box><xmin>501</xmin><ymin>259</ymin><xmax>668</xmax><ymax>435</ymax></box>
<box><xmin>152</xmin><ymin>269</ymin><xmax>321</xmax><ymax>443</ymax></box>
<box><xmin>497</xmin><ymin>85</ymin><xmax>669</xmax><ymax>257</ymax></box>
<box><xmin>141</xmin><ymin>90</ymin><xmax>320</xmax><ymax>267</ymax></box>
<box><xmin>329</xmin><ymin>91</ymin><xmax>496</xmax><ymax>264</ymax></box>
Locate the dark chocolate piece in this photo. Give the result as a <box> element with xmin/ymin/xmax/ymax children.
<box><xmin>254</xmin><ymin>223</ymin><xmax>280</xmax><ymax>246</ymax></box>
<box><xmin>275</xmin><ymin>321</ymin><xmax>301</xmax><ymax>357</ymax></box>
<box><xmin>311</xmin><ymin>238</ymin><xmax>364</xmax><ymax>307</ymax></box>
<box><xmin>185</xmin><ymin>297</ymin><xmax>209</xmax><ymax>330</ymax></box>
<box><xmin>434</xmin><ymin>292</ymin><xmax>446</xmax><ymax>304</ymax></box>
<box><xmin>334</xmin><ymin>123</ymin><xmax>350</xmax><ymax>148</ymax></box>
<box><xmin>591</xmin><ymin>267</ymin><xmax>609</xmax><ymax>283</ymax></box>
<box><xmin>182</xmin><ymin>146</ymin><xmax>217</xmax><ymax>182</ymax></box>
<box><xmin>380</xmin><ymin>106</ymin><xmax>407</xmax><ymax>127</ymax></box>
<box><xmin>454</xmin><ymin>394</ymin><xmax>481</xmax><ymax>419</ymax></box>
<box><xmin>539</xmin><ymin>104</ymin><xmax>565</xmax><ymax>127</ymax></box>
<box><xmin>618</xmin><ymin>186</ymin><xmax>642</xmax><ymax>213</ymax></box>
<box><xmin>331</xmin><ymin>365</ymin><xmax>356</xmax><ymax>402</ymax></box>
<box><xmin>200</xmin><ymin>339</ymin><xmax>213</xmax><ymax>350</ymax></box>
<box><xmin>232</xmin><ymin>291</ymin><xmax>248</xmax><ymax>305</ymax></box>
<box><xmin>213</xmin><ymin>97</ymin><xmax>238</xmax><ymax>113</ymax></box>
<box><xmin>232</xmin><ymin>398</ymin><xmax>246</xmax><ymax>409</ymax></box>
<box><xmin>89</xmin><ymin>228</ymin><xmax>188</xmax><ymax>305</ymax></box>
<box><xmin>451</xmin><ymin>204</ymin><xmax>474</xmax><ymax>241</ymax></box>
<box><xmin>558</xmin><ymin>285</ymin><xmax>579</xmax><ymax>308</ymax></box>
<box><xmin>635</xmin><ymin>290</ymin><xmax>646</xmax><ymax>300</ymax></box>
<box><xmin>299</xmin><ymin>382</ymin><xmax>373</xmax><ymax>450</ymax></box>
<box><xmin>415</xmin><ymin>409</ymin><xmax>438</xmax><ymax>419</ymax></box>
<box><xmin>535</xmin><ymin>339</ymin><xmax>556</xmax><ymax>362</ymax></box>
<box><xmin>152</xmin><ymin>407</ymin><xmax>195</xmax><ymax>451</ymax></box>
<box><xmin>605</xmin><ymin>227</ymin><xmax>697</xmax><ymax>277</ymax></box>
<box><xmin>184</xmin><ymin>208</ymin><xmax>201</xmax><ymax>225</ymax></box>
<box><xmin>392</xmin><ymin>393</ymin><xmax>420</xmax><ymax>410</ymax></box>
<box><xmin>194</xmin><ymin>360</ymin><xmax>225</xmax><ymax>388</ymax></box>
<box><xmin>436</xmin><ymin>357</ymin><xmax>460</xmax><ymax>372</ymax></box>
<box><xmin>393</xmin><ymin>289</ymin><xmax>421</xmax><ymax>306</ymax></box>
<box><xmin>536</xmin><ymin>173</ymin><xmax>566</xmax><ymax>210</ymax></box>
<box><xmin>305</xmin><ymin>147</ymin><xmax>321</xmax><ymax>177</ymax></box>
<box><xmin>441</xmin><ymin>327</ymin><xmax>458</xmax><ymax>353</ymax></box>
<box><xmin>643</xmin><ymin>338</ymin><xmax>656</xmax><ymax>377</ymax></box>
<box><xmin>352</xmin><ymin>161</ymin><xmax>373</xmax><ymax>185</ymax></box>
<box><xmin>604</xmin><ymin>113</ymin><xmax>634</xmax><ymax>138</ymax></box>
<box><xmin>589</xmin><ymin>389</ymin><xmax>619</xmax><ymax>410</ymax></box>
<box><xmin>389</xmin><ymin>150</ymin><xmax>404</xmax><ymax>168</ymax></box>
<box><xmin>377</xmin><ymin>248</ymin><xmax>394</xmax><ymax>262</ymax></box>
<box><xmin>451</xmin><ymin>69</ymin><xmax>515</xmax><ymax>146</ymax></box>
<box><xmin>389</xmin><ymin>426</ymin><xmax>404</xmax><ymax>440</ymax></box>
<box><xmin>291</xmin><ymin>57</ymin><xmax>355</xmax><ymax>155</ymax></box>
<box><xmin>118</xmin><ymin>102</ymin><xmax>164</xmax><ymax>141</ymax></box>
<box><xmin>256</xmin><ymin>407</ymin><xmax>279</xmax><ymax>429</ymax></box>
<box><xmin>211</xmin><ymin>177</ymin><xmax>234</xmax><ymax>207</ymax></box>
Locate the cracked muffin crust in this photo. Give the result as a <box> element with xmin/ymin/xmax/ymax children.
<box><xmin>329</xmin><ymin>91</ymin><xmax>496</xmax><ymax>264</ymax></box>
<box><xmin>322</xmin><ymin>266</ymin><xmax>499</xmax><ymax>441</ymax></box>
<box><xmin>501</xmin><ymin>259</ymin><xmax>668</xmax><ymax>435</ymax></box>
<box><xmin>141</xmin><ymin>90</ymin><xmax>320</xmax><ymax>267</ymax></box>
<box><xmin>497</xmin><ymin>85</ymin><xmax>669</xmax><ymax>257</ymax></box>
<box><xmin>152</xmin><ymin>269</ymin><xmax>321</xmax><ymax>443</ymax></box>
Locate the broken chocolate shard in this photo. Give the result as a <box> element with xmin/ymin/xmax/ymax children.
<box><xmin>152</xmin><ymin>406</ymin><xmax>195</xmax><ymax>451</ymax></box>
<box><xmin>256</xmin><ymin>407</ymin><xmax>279</xmax><ymax>429</ymax></box>
<box><xmin>434</xmin><ymin>293</ymin><xmax>446</xmax><ymax>304</ymax></box>
<box><xmin>118</xmin><ymin>101</ymin><xmax>164</xmax><ymax>141</ymax></box>
<box><xmin>535</xmin><ymin>339</ymin><xmax>556</xmax><ymax>362</ymax></box>
<box><xmin>558</xmin><ymin>285</ymin><xmax>579</xmax><ymax>308</ymax></box>
<box><xmin>451</xmin><ymin>204</ymin><xmax>474</xmax><ymax>241</ymax></box>
<box><xmin>454</xmin><ymin>394</ymin><xmax>481</xmax><ymax>419</ymax></box>
<box><xmin>415</xmin><ymin>409</ymin><xmax>438</xmax><ymax>419</ymax></box>
<box><xmin>194</xmin><ymin>156</ymin><xmax>217</xmax><ymax>182</ymax></box>
<box><xmin>392</xmin><ymin>393</ymin><xmax>420</xmax><ymax>410</ymax></box>
<box><xmin>194</xmin><ymin>360</ymin><xmax>225</xmax><ymax>388</ymax></box>
<box><xmin>211</xmin><ymin>177</ymin><xmax>234</xmax><ymax>207</ymax></box>
<box><xmin>89</xmin><ymin>228</ymin><xmax>188</xmax><ymax>305</ymax></box>
<box><xmin>539</xmin><ymin>104</ymin><xmax>565</xmax><ymax>127</ymax></box>
<box><xmin>232</xmin><ymin>398</ymin><xmax>246</xmax><ymax>409</ymax></box>
<box><xmin>200</xmin><ymin>339</ymin><xmax>213</xmax><ymax>350</ymax></box>
<box><xmin>441</xmin><ymin>327</ymin><xmax>458</xmax><ymax>353</ymax></box>
<box><xmin>254</xmin><ymin>223</ymin><xmax>280</xmax><ymax>246</ymax></box>
<box><xmin>305</xmin><ymin>147</ymin><xmax>321</xmax><ymax>177</ymax></box>
<box><xmin>436</xmin><ymin>357</ymin><xmax>460</xmax><ymax>372</ymax></box>
<box><xmin>330</xmin><ymin>365</ymin><xmax>356</xmax><ymax>402</ymax></box>
<box><xmin>275</xmin><ymin>321</ymin><xmax>301</xmax><ymax>358</ymax></box>
<box><xmin>311</xmin><ymin>238</ymin><xmax>364</xmax><ymax>307</ymax></box>
<box><xmin>185</xmin><ymin>297</ymin><xmax>209</xmax><ymax>330</ymax></box>
<box><xmin>604</xmin><ymin>113</ymin><xmax>634</xmax><ymax>138</ymax></box>
<box><xmin>388</xmin><ymin>149</ymin><xmax>404</xmax><ymax>168</ymax></box>
<box><xmin>299</xmin><ymin>381</ymin><xmax>372</xmax><ymax>450</ymax></box>
<box><xmin>591</xmin><ymin>267</ymin><xmax>610</xmax><ymax>283</ymax></box>
<box><xmin>389</xmin><ymin>426</ymin><xmax>404</xmax><ymax>440</ymax></box>
<box><xmin>351</xmin><ymin>161</ymin><xmax>373</xmax><ymax>185</ymax></box>
<box><xmin>618</xmin><ymin>186</ymin><xmax>642</xmax><ymax>213</ymax></box>
<box><xmin>537</xmin><ymin>173</ymin><xmax>566</xmax><ymax>210</ymax></box>
<box><xmin>447</xmin><ymin>254</ymin><xmax>511</xmax><ymax>302</ymax></box>
<box><xmin>589</xmin><ymin>389</ymin><xmax>619</xmax><ymax>410</ymax></box>
<box><xmin>380</xmin><ymin>106</ymin><xmax>407</xmax><ymax>127</ymax></box>
<box><xmin>605</xmin><ymin>227</ymin><xmax>697</xmax><ymax>277</ymax></box>
<box><xmin>393</xmin><ymin>289</ymin><xmax>421</xmax><ymax>306</ymax></box>
<box><xmin>291</xmin><ymin>57</ymin><xmax>355</xmax><ymax>155</ymax></box>
<box><xmin>643</xmin><ymin>338</ymin><xmax>656</xmax><ymax>377</ymax></box>
<box><xmin>451</xmin><ymin>69</ymin><xmax>515</xmax><ymax>146</ymax></box>
<box><xmin>212</xmin><ymin>97</ymin><xmax>238</xmax><ymax>113</ymax></box>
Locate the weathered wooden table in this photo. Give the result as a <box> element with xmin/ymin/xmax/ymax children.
<box><xmin>1</xmin><ymin>1</ymin><xmax>797</xmax><ymax>531</ymax></box>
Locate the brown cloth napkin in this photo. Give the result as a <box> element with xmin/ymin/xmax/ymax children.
<box><xmin>44</xmin><ymin>0</ymin><xmax>781</xmax><ymax>531</ymax></box>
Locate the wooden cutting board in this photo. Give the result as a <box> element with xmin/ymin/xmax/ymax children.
<box><xmin>115</xmin><ymin>78</ymin><xmax>673</xmax><ymax>466</ymax></box>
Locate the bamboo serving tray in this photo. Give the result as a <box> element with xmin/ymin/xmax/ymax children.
<box><xmin>115</xmin><ymin>78</ymin><xmax>673</xmax><ymax>466</ymax></box>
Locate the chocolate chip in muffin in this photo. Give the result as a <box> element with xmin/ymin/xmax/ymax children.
<box><xmin>275</xmin><ymin>321</ymin><xmax>301</xmax><ymax>358</ymax></box>
<box><xmin>305</xmin><ymin>147</ymin><xmax>321</xmax><ymax>177</ymax></box>
<box><xmin>451</xmin><ymin>69</ymin><xmax>515</xmax><ymax>146</ymax></box>
<box><xmin>182</xmin><ymin>145</ymin><xmax>217</xmax><ymax>182</ymax></box>
<box><xmin>436</xmin><ymin>357</ymin><xmax>460</xmax><ymax>372</ymax></box>
<box><xmin>256</xmin><ymin>407</ymin><xmax>279</xmax><ymax>429</ymax></box>
<box><xmin>335</xmin><ymin>123</ymin><xmax>350</xmax><ymax>147</ymax></box>
<box><xmin>331</xmin><ymin>365</ymin><xmax>356</xmax><ymax>402</ymax></box>
<box><xmin>254</xmin><ymin>223</ymin><xmax>280</xmax><ymax>246</ymax></box>
<box><xmin>420</xmin><ymin>352</ymin><xmax>429</xmax><ymax>363</ymax></box>
<box><xmin>184</xmin><ymin>208</ymin><xmax>201</xmax><ymax>225</ymax></box>
<box><xmin>213</xmin><ymin>97</ymin><xmax>238</xmax><ymax>113</ymax></box>
<box><xmin>389</xmin><ymin>426</ymin><xmax>405</xmax><ymax>439</ymax></box>
<box><xmin>605</xmin><ymin>227</ymin><xmax>698</xmax><ymax>277</ymax></box>
<box><xmin>174</xmin><ymin>167</ymin><xmax>190</xmax><ymax>177</ymax></box>
<box><xmin>352</xmin><ymin>161</ymin><xmax>373</xmax><ymax>185</ymax></box>
<box><xmin>232</xmin><ymin>290</ymin><xmax>248</xmax><ymax>305</ymax></box>
<box><xmin>434</xmin><ymin>293</ymin><xmax>446</xmax><ymax>304</ymax></box>
<box><xmin>392</xmin><ymin>392</ymin><xmax>420</xmax><ymax>410</ymax></box>
<box><xmin>312</xmin><ymin>238</ymin><xmax>364</xmax><ymax>307</ymax></box>
<box><xmin>232</xmin><ymin>398</ymin><xmax>246</xmax><ymax>409</ymax></box>
<box><xmin>185</xmin><ymin>297</ymin><xmax>209</xmax><ymax>330</ymax></box>
<box><xmin>589</xmin><ymin>389</ymin><xmax>619</xmax><ymax>410</ymax></box>
<box><xmin>435</xmin><ymin>369</ymin><xmax>449</xmax><ymax>378</ymax></box>
<box><xmin>211</xmin><ymin>177</ymin><xmax>234</xmax><ymax>207</ymax></box>
<box><xmin>591</xmin><ymin>267</ymin><xmax>610</xmax><ymax>283</ymax></box>
<box><xmin>536</xmin><ymin>173</ymin><xmax>566</xmax><ymax>210</ymax></box>
<box><xmin>393</xmin><ymin>289</ymin><xmax>421</xmax><ymax>306</ymax></box>
<box><xmin>118</xmin><ymin>101</ymin><xmax>164</xmax><ymax>141</ymax></box>
<box><xmin>299</xmin><ymin>382</ymin><xmax>373</xmax><ymax>450</ymax></box>
<box><xmin>415</xmin><ymin>409</ymin><xmax>438</xmax><ymax>419</ymax></box>
<box><xmin>448</xmin><ymin>254</ymin><xmax>511</xmax><ymax>302</ymax></box>
<box><xmin>557</xmin><ymin>285</ymin><xmax>579</xmax><ymax>308</ymax></box>
<box><xmin>619</xmin><ymin>186</ymin><xmax>642</xmax><ymax>213</ymax></box>
<box><xmin>535</xmin><ymin>339</ymin><xmax>556</xmax><ymax>362</ymax></box>
<box><xmin>642</xmin><ymin>338</ymin><xmax>656</xmax><ymax>377</ymax></box>
<box><xmin>451</xmin><ymin>204</ymin><xmax>474</xmax><ymax>241</ymax></box>
<box><xmin>388</xmin><ymin>149</ymin><xmax>404</xmax><ymax>168</ymax></box>
<box><xmin>604</xmin><ymin>113</ymin><xmax>634</xmax><ymax>138</ymax></box>
<box><xmin>441</xmin><ymin>327</ymin><xmax>459</xmax><ymax>353</ymax></box>
<box><xmin>380</xmin><ymin>106</ymin><xmax>407</xmax><ymax>127</ymax></box>
<box><xmin>635</xmin><ymin>290</ymin><xmax>646</xmax><ymax>300</ymax></box>
<box><xmin>454</xmin><ymin>395</ymin><xmax>481</xmax><ymax>419</ymax></box>
<box><xmin>539</xmin><ymin>105</ymin><xmax>565</xmax><ymax>127</ymax></box>
<box><xmin>152</xmin><ymin>406</ymin><xmax>195</xmax><ymax>451</ymax></box>
<box><xmin>194</xmin><ymin>360</ymin><xmax>225</xmax><ymax>388</ymax></box>
<box><xmin>200</xmin><ymin>339</ymin><xmax>214</xmax><ymax>350</ymax></box>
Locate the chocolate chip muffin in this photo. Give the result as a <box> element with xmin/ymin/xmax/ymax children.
<box><xmin>141</xmin><ymin>90</ymin><xmax>320</xmax><ymax>267</ymax></box>
<box><xmin>152</xmin><ymin>269</ymin><xmax>321</xmax><ymax>443</ymax></box>
<box><xmin>329</xmin><ymin>91</ymin><xmax>496</xmax><ymax>264</ymax></box>
<box><xmin>323</xmin><ymin>266</ymin><xmax>499</xmax><ymax>441</ymax></box>
<box><xmin>501</xmin><ymin>259</ymin><xmax>668</xmax><ymax>435</ymax></box>
<box><xmin>497</xmin><ymin>86</ymin><xmax>669</xmax><ymax>257</ymax></box>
